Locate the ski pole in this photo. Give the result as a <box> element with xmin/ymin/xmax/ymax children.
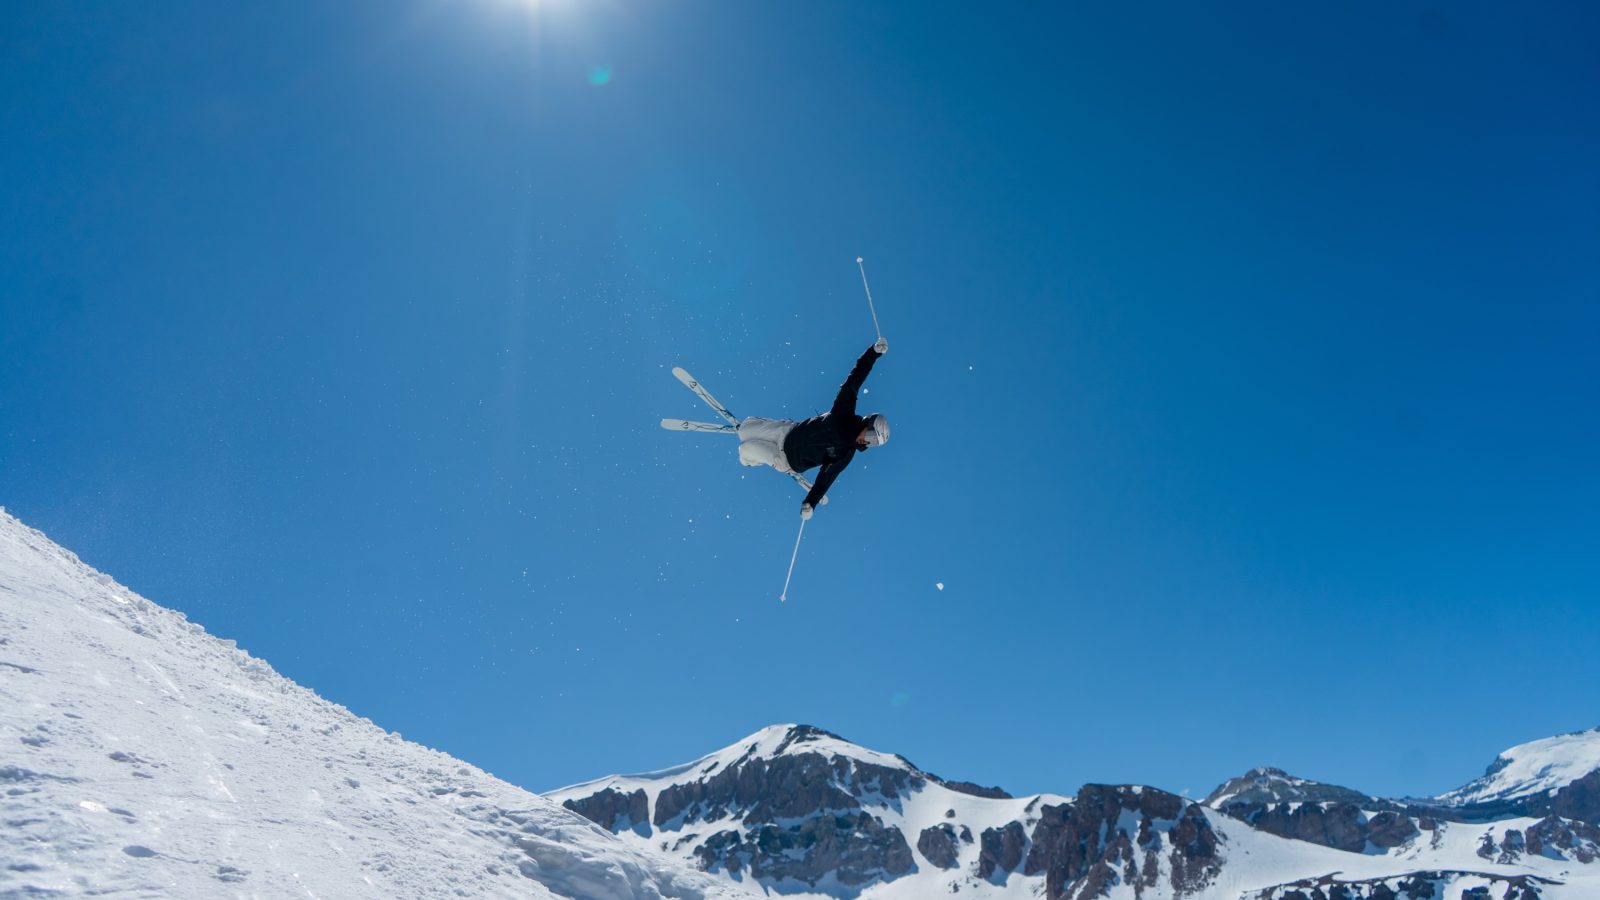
<box><xmin>779</xmin><ymin>517</ymin><xmax>807</xmax><ymax>603</ymax></box>
<box><xmin>856</xmin><ymin>256</ymin><xmax>882</xmax><ymax>341</ymax></box>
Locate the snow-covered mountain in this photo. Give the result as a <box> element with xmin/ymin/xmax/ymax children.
<box><xmin>550</xmin><ymin>726</ymin><xmax>1600</xmax><ymax>900</ymax></box>
<box><xmin>548</xmin><ymin>723</ymin><xmax>1071</xmax><ymax>897</ymax></box>
<box><xmin>0</xmin><ymin>508</ymin><xmax>746</xmax><ymax>899</ymax></box>
<box><xmin>1435</xmin><ymin>728</ymin><xmax>1600</xmax><ymax>823</ymax></box>
<box><xmin>1204</xmin><ymin>767</ymin><xmax>1373</xmax><ymax>808</ymax></box>
<box><xmin>1201</xmin><ymin>731</ymin><xmax>1600</xmax><ymax>872</ymax></box>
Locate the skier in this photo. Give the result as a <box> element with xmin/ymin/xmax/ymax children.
<box><xmin>736</xmin><ymin>337</ymin><xmax>890</xmax><ymax>519</ymax></box>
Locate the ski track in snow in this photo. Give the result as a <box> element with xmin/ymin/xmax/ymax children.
<box><xmin>0</xmin><ymin>508</ymin><xmax>747</xmax><ymax>900</ymax></box>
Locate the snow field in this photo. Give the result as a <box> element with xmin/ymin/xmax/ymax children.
<box><xmin>0</xmin><ymin>508</ymin><xmax>747</xmax><ymax>900</ymax></box>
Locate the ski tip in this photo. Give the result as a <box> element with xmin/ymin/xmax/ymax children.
<box><xmin>671</xmin><ymin>366</ymin><xmax>692</xmax><ymax>380</ymax></box>
<box><xmin>856</xmin><ymin>256</ymin><xmax>863</xmax><ymax>263</ymax></box>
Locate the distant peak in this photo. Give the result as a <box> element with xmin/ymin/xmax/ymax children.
<box><xmin>772</xmin><ymin>724</ymin><xmax>844</xmax><ymax>755</ymax></box>
<box><xmin>727</xmin><ymin>723</ymin><xmax>882</xmax><ymax>764</ymax></box>
<box><xmin>1241</xmin><ymin>767</ymin><xmax>1294</xmax><ymax>780</ymax></box>
<box><xmin>1437</xmin><ymin>725</ymin><xmax>1600</xmax><ymax>807</ymax></box>
<box><xmin>1205</xmin><ymin>767</ymin><xmax>1370</xmax><ymax>807</ymax></box>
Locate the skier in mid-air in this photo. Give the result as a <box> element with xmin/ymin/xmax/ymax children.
<box><xmin>735</xmin><ymin>337</ymin><xmax>889</xmax><ymax>519</ymax></box>
<box><xmin>660</xmin><ymin>260</ymin><xmax>890</xmax><ymax>599</ymax></box>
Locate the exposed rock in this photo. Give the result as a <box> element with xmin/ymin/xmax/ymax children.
<box><xmin>1497</xmin><ymin>828</ymin><xmax>1526</xmax><ymax>864</ymax></box>
<box><xmin>1517</xmin><ymin>816</ymin><xmax>1600</xmax><ymax>864</ymax></box>
<box><xmin>977</xmin><ymin>820</ymin><xmax>1026</xmax><ymax>880</ymax></box>
<box><xmin>1218</xmin><ymin>799</ymin><xmax>1375</xmax><ymax>853</ymax></box>
<box><xmin>1206</xmin><ymin>767</ymin><xmax>1372</xmax><ymax>807</ymax></box>
<box><xmin>691</xmin><ymin>812</ymin><xmax>914</xmax><ymax>887</ymax></box>
<box><xmin>1024</xmin><ymin>785</ymin><xmax>1219</xmax><ymax>900</ymax></box>
<box><xmin>652</xmin><ymin>750</ymin><xmax>916</xmax><ymax>828</ymax></box>
<box><xmin>1553</xmin><ymin>769</ymin><xmax>1600</xmax><ymax>824</ymax></box>
<box><xmin>1208</xmin><ymin>766</ymin><xmax>1485</xmax><ymax>854</ymax></box>
<box><xmin>1367</xmin><ymin>811</ymin><xmax>1420</xmax><ymax>848</ymax></box>
<box><xmin>1166</xmin><ymin>803</ymin><xmax>1221</xmax><ymax>895</ymax></box>
<box><xmin>918</xmin><ymin>823</ymin><xmax>960</xmax><ymax>869</ymax></box>
<box><xmin>560</xmin><ymin>787</ymin><xmax>649</xmax><ymax>835</ymax></box>
<box><xmin>939</xmin><ymin>779</ymin><xmax>1012</xmax><ymax>800</ymax></box>
<box><xmin>771</xmin><ymin>724</ymin><xmax>837</xmax><ymax>756</ymax></box>
<box><xmin>1254</xmin><ymin>869</ymin><xmax>1558</xmax><ymax>899</ymax></box>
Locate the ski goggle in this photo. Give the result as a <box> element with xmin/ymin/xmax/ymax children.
<box><xmin>867</xmin><ymin>415</ymin><xmax>890</xmax><ymax>446</ymax></box>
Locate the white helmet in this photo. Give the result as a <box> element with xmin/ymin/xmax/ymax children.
<box><xmin>864</xmin><ymin>414</ymin><xmax>890</xmax><ymax>447</ymax></box>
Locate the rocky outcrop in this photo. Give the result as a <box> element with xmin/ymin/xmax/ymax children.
<box><xmin>560</xmin><ymin>787</ymin><xmax>649</xmax><ymax>835</ymax></box>
<box><xmin>1253</xmin><ymin>870</ymin><xmax>1556</xmax><ymax>900</ymax></box>
<box><xmin>939</xmin><ymin>779</ymin><xmax>1012</xmax><ymax>800</ymax></box>
<box><xmin>1244</xmin><ymin>801</ymin><xmax>1368</xmax><ymax>852</ymax></box>
<box><xmin>1528</xmin><ymin>815</ymin><xmax>1600</xmax><ymax>863</ymax></box>
<box><xmin>1552</xmin><ymin>769</ymin><xmax>1600</xmax><ymax>823</ymax></box>
<box><xmin>1022</xmin><ymin>785</ymin><xmax>1220</xmax><ymax>899</ymax></box>
<box><xmin>652</xmin><ymin>746</ymin><xmax>920</xmax><ymax>830</ymax></box>
<box><xmin>1208</xmin><ymin>767</ymin><xmax>1438</xmax><ymax>853</ymax></box>
<box><xmin>977</xmin><ymin>820</ymin><xmax>1026</xmax><ymax>880</ymax></box>
<box><xmin>1205</xmin><ymin>767</ymin><xmax>1371</xmax><ymax>807</ymax></box>
<box><xmin>691</xmin><ymin>812</ymin><xmax>914</xmax><ymax>886</ymax></box>
<box><xmin>1478</xmin><ymin>816</ymin><xmax>1600</xmax><ymax>864</ymax></box>
<box><xmin>917</xmin><ymin>823</ymin><xmax>960</xmax><ymax>869</ymax></box>
<box><xmin>1366</xmin><ymin>811</ymin><xmax>1420</xmax><ymax>848</ymax></box>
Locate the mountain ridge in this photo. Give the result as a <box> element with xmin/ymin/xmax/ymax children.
<box><xmin>550</xmin><ymin>723</ymin><xmax>1600</xmax><ymax>899</ymax></box>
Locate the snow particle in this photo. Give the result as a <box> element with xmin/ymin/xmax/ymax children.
<box><xmin>935</xmin><ymin>582</ymin><xmax>944</xmax><ymax>591</ymax></box>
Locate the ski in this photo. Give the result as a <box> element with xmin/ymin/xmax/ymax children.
<box><xmin>661</xmin><ymin>418</ymin><xmax>737</xmax><ymax>434</ymax></box>
<box><xmin>669</xmin><ymin>367</ymin><xmax>827</xmax><ymax>505</ymax></box>
<box><xmin>671</xmin><ymin>367</ymin><xmax>739</xmax><ymax>426</ymax></box>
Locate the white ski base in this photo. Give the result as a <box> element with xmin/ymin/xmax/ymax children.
<box><xmin>661</xmin><ymin>418</ymin><xmax>738</xmax><ymax>433</ymax></box>
<box><xmin>668</xmin><ymin>366</ymin><xmax>826</xmax><ymax>504</ymax></box>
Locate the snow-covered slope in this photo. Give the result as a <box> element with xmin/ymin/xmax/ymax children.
<box><xmin>0</xmin><ymin>508</ymin><xmax>748</xmax><ymax>899</ymax></box>
<box><xmin>1438</xmin><ymin>727</ymin><xmax>1600</xmax><ymax>810</ymax></box>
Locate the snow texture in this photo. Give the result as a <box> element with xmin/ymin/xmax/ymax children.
<box><xmin>0</xmin><ymin>508</ymin><xmax>748</xmax><ymax>899</ymax></box>
<box><xmin>1438</xmin><ymin>727</ymin><xmax>1600</xmax><ymax>806</ymax></box>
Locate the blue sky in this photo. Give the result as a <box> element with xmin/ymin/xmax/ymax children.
<box><xmin>3</xmin><ymin>1</ymin><xmax>1597</xmax><ymax>801</ymax></box>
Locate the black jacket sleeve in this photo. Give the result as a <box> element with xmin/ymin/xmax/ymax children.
<box><xmin>803</xmin><ymin>453</ymin><xmax>853</xmax><ymax>509</ymax></box>
<box><xmin>830</xmin><ymin>344</ymin><xmax>883</xmax><ymax>418</ymax></box>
